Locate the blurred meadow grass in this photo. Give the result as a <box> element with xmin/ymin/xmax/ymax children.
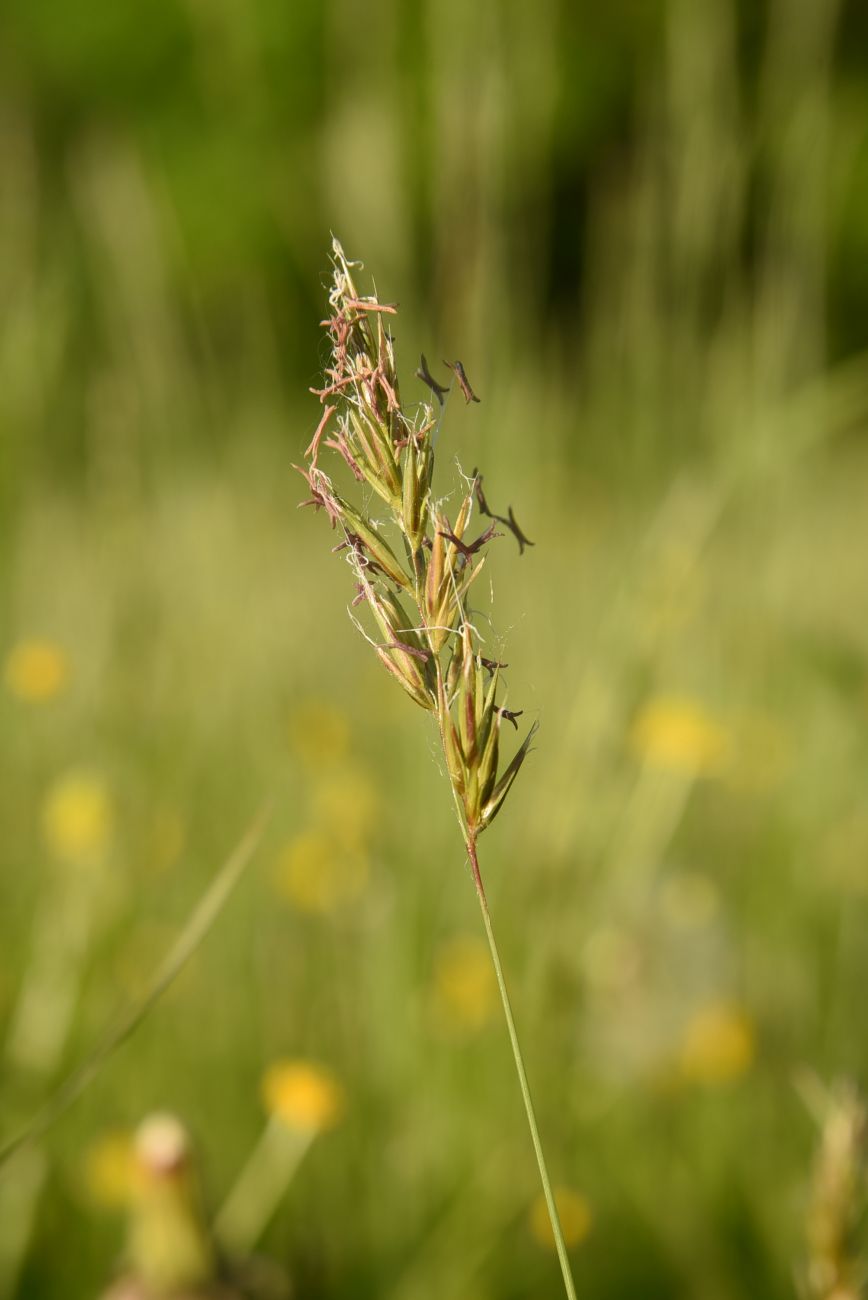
<box><xmin>2</xmin><ymin>0</ymin><xmax>868</xmax><ymax>1296</ymax></box>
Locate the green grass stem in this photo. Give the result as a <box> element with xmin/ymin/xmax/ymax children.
<box><xmin>466</xmin><ymin>836</ymin><xmax>578</xmax><ymax>1300</ymax></box>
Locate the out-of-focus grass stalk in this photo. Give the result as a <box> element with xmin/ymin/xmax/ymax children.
<box><xmin>0</xmin><ymin>1148</ymin><xmax>46</xmax><ymax>1294</ymax></box>
<box><xmin>215</xmin><ymin>1058</ymin><xmax>343</xmax><ymax>1258</ymax></box>
<box><xmin>757</xmin><ymin>0</ymin><xmax>842</xmax><ymax>394</ymax></box>
<box><xmin>387</xmin><ymin>1150</ymin><xmax>528</xmax><ymax>1300</ymax></box>
<box><xmin>0</xmin><ymin>852</ymin><xmax>115</xmax><ymax>1293</ymax></box>
<box><xmin>539</xmin><ymin>0</ymin><xmax>853</xmax><ymax>893</ymax></box>
<box><xmin>214</xmin><ymin>1117</ymin><xmax>315</xmax><ymax>1258</ymax></box>
<box><xmin>799</xmin><ymin>1073</ymin><xmax>867</xmax><ymax>1300</ymax></box>
<box><xmin>0</xmin><ymin>802</ymin><xmax>270</xmax><ymax>1177</ymax></box>
<box><xmin>0</xmin><ymin>801</ymin><xmax>267</xmax><ymax>1290</ymax></box>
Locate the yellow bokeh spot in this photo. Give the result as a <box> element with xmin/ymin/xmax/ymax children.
<box><xmin>289</xmin><ymin>702</ymin><xmax>351</xmax><ymax>767</ymax></box>
<box><xmin>679</xmin><ymin>1002</ymin><xmax>755</xmax><ymax>1084</ymax></box>
<box><xmin>4</xmin><ymin>639</ymin><xmax>69</xmax><ymax>703</ymax></box>
<box><xmin>529</xmin><ymin>1186</ymin><xmax>592</xmax><ymax>1250</ymax></box>
<box><xmin>273</xmin><ymin>830</ymin><xmax>368</xmax><ymax>913</ymax></box>
<box><xmin>262</xmin><ymin>1060</ymin><xmax>345</xmax><ymax>1134</ymax></box>
<box><xmin>80</xmin><ymin>1131</ymin><xmax>135</xmax><ymax>1208</ymax></box>
<box><xmin>42</xmin><ymin>770</ymin><xmax>112</xmax><ymax>866</ymax></box>
<box><xmin>312</xmin><ymin>764</ymin><xmax>379</xmax><ymax>849</ymax></box>
<box><xmin>432</xmin><ymin>935</ymin><xmax>496</xmax><ymax>1033</ymax></box>
<box><xmin>630</xmin><ymin>695</ymin><xmax>730</xmax><ymax>776</ymax></box>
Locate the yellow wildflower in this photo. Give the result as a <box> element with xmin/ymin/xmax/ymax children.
<box><xmin>679</xmin><ymin>1002</ymin><xmax>755</xmax><ymax>1084</ymax></box>
<box><xmin>80</xmin><ymin>1130</ymin><xmax>135</xmax><ymax>1208</ymax></box>
<box><xmin>432</xmin><ymin>935</ymin><xmax>496</xmax><ymax>1033</ymax></box>
<box><xmin>42</xmin><ymin>770</ymin><xmax>112</xmax><ymax>866</ymax></box>
<box><xmin>630</xmin><ymin>695</ymin><xmax>730</xmax><ymax>776</ymax></box>
<box><xmin>4</xmin><ymin>639</ymin><xmax>69</xmax><ymax>702</ymax></box>
<box><xmin>529</xmin><ymin>1186</ymin><xmax>592</xmax><ymax>1250</ymax></box>
<box><xmin>262</xmin><ymin>1060</ymin><xmax>345</xmax><ymax>1134</ymax></box>
<box><xmin>289</xmin><ymin>701</ymin><xmax>350</xmax><ymax>767</ymax></box>
<box><xmin>273</xmin><ymin>830</ymin><xmax>368</xmax><ymax>913</ymax></box>
<box><xmin>311</xmin><ymin>763</ymin><xmax>379</xmax><ymax>849</ymax></box>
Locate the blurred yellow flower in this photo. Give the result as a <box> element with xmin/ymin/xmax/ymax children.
<box><xmin>679</xmin><ymin>1002</ymin><xmax>755</xmax><ymax>1084</ymax></box>
<box><xmin>80</xmin><ymin>1130</ymin><xmax>135</xmax><ymax>1208</ymax></box>
<box><xmin>4</xmin><ymin>639</ymin><xmax>69</xmax><ymax>703</ymax></box>
<box><xmin>432</xmin><ymin>935</ymin><xmax>496</xmax><ymax>1033</ymax></box>
<box><xmin>273</xmin><ymin>830</ymin><xmax>368</xmax><ymax>913</ymax></box>
<box><xmin>289</xmin><ymin>701</ymin><xmax>350</xmax><ymax>767</ymax></box>
<box><xmin>42</xmin><ymin>770</ymin><xmax>112</xmax><ymax>865</ymax></box>
<box><xmin>262</xmin><ymin>1060</ymin><xmax>345</xmax><ymax>1134</ymax></box>
<box><xmin>529</xmin><ymin>1186</ymin><xmax>592</xmax><ymax>1250</ymax></box>
<box><xmin>312</xmin><ymin>764</ymin><xmax>379</xmax><ymax>849</ymax></box>
<box><xmin>630</xmin><ymin>695</ymin><xmax>730</xmax><ymax>776</ymax></box>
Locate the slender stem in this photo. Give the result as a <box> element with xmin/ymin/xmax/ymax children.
<box><xmin>466</xmin><ymin>836</ymin><xmax>578</xmax><ymax>1300</ymax></box>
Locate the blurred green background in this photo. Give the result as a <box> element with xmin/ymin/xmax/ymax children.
<box><xmin>2</xmin><ymin>0</ymin><xmax>868</xmax><ymax>1296</ymax></box>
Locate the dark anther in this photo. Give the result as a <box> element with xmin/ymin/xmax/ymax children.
<box><xmin>473</xmin><ymin>470</ymin><xmax>534</xmax><ymax>555</ymax></box>
<box><xmin>438</xmin><ymin>521</ymin><xmax>500</xmax><ymax>558</ymax></box>
<box><xmin>416</xmin><ymin>354</ymin><xmax>450</xmax><ymax>406</ymax></box>
<box><xmin>496</xmin><ymin>706</ymin><xmax>524</xmax><ymax>730</ymax></box>
<box><xmin>443</xmin><ymin>360</ymin><xmax>481</xmax><ymax>405</ymax></box>
<box><xmin>504</xmin><ymin>507</ymin><xmax>534</xmax><ymax>555</ymax></box>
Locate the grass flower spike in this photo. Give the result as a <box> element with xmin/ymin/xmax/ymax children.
<box><xmin>301</xmin><ymin>239</ymin><xmax>577</xmax><ymax>1300</ymax></box>
<box><xmin>300</xmin><ymin>238</ymin><xmax>537</xmax><ymax>841</ymax></box>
